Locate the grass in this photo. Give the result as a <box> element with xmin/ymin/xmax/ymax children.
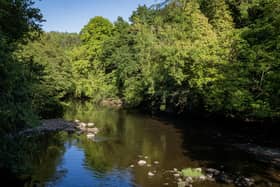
<box><xmin>181</xmin><ymin>168</ymin><xmax>203</xmax><ymax>177</ymax></box>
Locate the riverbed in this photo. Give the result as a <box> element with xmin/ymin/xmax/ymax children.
<box><xmin>4</xmin><ymin>102</ymin><xmax>280</xmax><ymax>187</ymax></box>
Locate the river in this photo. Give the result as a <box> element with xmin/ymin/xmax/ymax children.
<box><xmin>6</xmin><ymin>102</ymin><xmax>280</xmax><ymax>187</ymax></box>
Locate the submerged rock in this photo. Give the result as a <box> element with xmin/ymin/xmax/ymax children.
<box><xmin>148</xmin><ymin>171</ymin><xmax>155</xmax><ymax>177</ymax></box>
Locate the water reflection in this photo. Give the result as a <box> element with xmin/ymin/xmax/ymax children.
<box><xmin>5</xmin><ymin>101</ymin><xmax>279</xmax><ymax>187</ymax></box>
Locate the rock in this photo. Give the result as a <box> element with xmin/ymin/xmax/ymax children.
<box><xmin>87</xmin><ymin>122</ymin><xmax>95</xmax><ymax>127</ymax></box>
<box><xmin>144</xmin><ymin>156</ymin><xmax>148</xmax><ymax>159</ymax></box>
<box><xmin>130</xmin><ymin>164</ymin><xmax>134</xmax><ymax>168</ymax></box>
<box><xmin>178</xmin><ymin>178</ymin><xmax>182</xmax><ymax>182</ymax></box>
<box><xmin>147</xmin><ymin>164</ymin><xmax>151</xmax><ymax>167</ymax></box>
<box><xmin>206</xmin><ymin>174</ymin><xmax>215</xmax><ymax>181</ymax></box>
<box><xmin>87</xmin><ymin>127</ymin><xmax>99</xmax><ymax>134</ymax></box>
<box><xmin>79</xmin><ymin>122</ymin><xmax>87</xmax><ymax>128</ymax></box>
<box><xmin>185</xmin><ymin>177</ymin><xmax>193</xmax><ymax>183</ymax></box>
<box><xmin>163</xmin><ymin>183</ymin><xmax>169</xmax><ymax>186</ymax></box>
<box><xmin>173</xmin><ymin>168</ymin><xmax>178</xmax><ymax>172</ymax></box>
<box><xmin>216</xmin><ymin>173</ymin><xmax>233</xmax><ymax>184</ymax></box>
<box><xmin>137</xmin><ymin>160</ymin><xmax>147</xmax><ymax>166</ymax></box>
<box><xmin>86</xmin><ymin>133</ymin><xmax>95</xmax><ymax>139</ymax></box>
<box><xmin>177</xmin><ymin>181</ymin><xmax>186</xmax><ymax>187</ymax></box>
<box><xmin>234</xmin><ymin>177</ymin><xmax>255</xmax><ymax>187</ymax></box>
<box><xmin>153</xmin><ymin>161</ymin><xmax>159</xmax><ymax>164</ymax></box>
<box><xmin>205</xmin><ymin>168</ymin><xmax>220</xmax><ymax>176</ymax></box>
<box><xmin>74</xmin><ymin>119</ymin><xmax>80</xmax><ymax>123</ymax></box>
<box><xmin>148</xmin><ymin>171</ymin><xmax>155</xmax><ymax>177</ymax></box>
<box><xmin>138</xmin><ymin>155</ymin><xmax>143</xmax><ymax>158</ymax></box>
<box><xmin>195</xmin><ymin>168</ymin><xmax>202</xmax><ymax>172</ymax></box>
<box><xmin>199</xmin><ymin>175</ymin><xmax>206</xmax><ymax>181</ymax></box>
<box><xmin>174</xmin><ymin>173</ymin><xmax>180</xmax><ymax>177</ymax></box>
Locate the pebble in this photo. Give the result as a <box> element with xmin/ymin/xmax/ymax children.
<box><xmin>153</xmin><ymin>161</ymin><xmax>159</xmax><ymax>164</ymax></box>
<box><xmin>163</xmin><ymin>183</ymin><xmax>169</xmax><ymax>186</ymax></box>
<box><xmin>144</xmin><ymin>156</ymin><xmax>148</xmax><ymax>159</ymax></box>
<box><xmin>130</xmin><ymin>164</ymin><xmax>134</xmax><ymax>168</ymax></box>
<box><xmin>173</xmin><ymin>168</ymin><xmax>178</xmax><ymax>172</ymax></box>
<box><xmin>74</xmin><ymin>119</ymin><xmax>80</xmax><ymax>123</ymax></box>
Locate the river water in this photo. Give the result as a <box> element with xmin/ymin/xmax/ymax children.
<box><xmin>9</xmin><ymin>102</ymin><xmax>280</xmax><ymax>187</ymax></box>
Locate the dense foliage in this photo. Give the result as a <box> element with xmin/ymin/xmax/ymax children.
<box><xmin>0</xmin><ymin>0</ymin><xmax>44</xmax><ymax>133</ymax></box>
<box><xmin>68</xmin><ymin>0</ymin><xmax>279</xmax><ymax>120</ymax></box>
<box><xmin>1</xmin><ymin>0</ymin><xmax>279</xmax><ymax>134</ymax></box>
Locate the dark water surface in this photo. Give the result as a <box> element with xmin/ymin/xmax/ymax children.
<box><xmin>13</xmin><ymin>102</ymin><xmax>280</xmax><ymax>186</ymax></box>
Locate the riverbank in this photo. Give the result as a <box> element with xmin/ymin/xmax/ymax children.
<box><xmin>17</xmin><ymin>118</ymin><xmax>100</xmax><ymax>139</ymax></box>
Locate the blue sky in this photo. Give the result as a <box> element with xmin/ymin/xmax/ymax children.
<box><xmin>35</xmin><ymin>0</ymin><xmax>157</xmax><ymax>33</ymax></box>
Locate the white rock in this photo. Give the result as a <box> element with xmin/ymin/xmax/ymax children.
<box><xmin>186</xmin><ymin>177</ymin><xmax>193</xmax><ymax>183</ymax></box>
<box><xmin>173</xmin><ymin>168</ymin><xmax>178</xmax><ymax>172</ymax></box>
<box><xmin>74</xmin><ymin>119</ymin><xmax>80</xmax><ymax>123</ymax></box>
<box><xmin>87</xmin><ymin>122</ymin><xmax>95</xmax><ymax>127</ymax></box>
<box><xmin>79</xmin><ymin>122</ymin><xmax>87</xmax><ymax>128</ymax></box>
<box><xmin>148</xmin><ymin>171</ymin><xmax>155</xmax><ymax>177</ymax></box>
<box><xmin>130</xmin><ymin>164</ymin><xmax>134</xmax><ymax>168</ymax></box>
<box><xmin>153</xmin><ymin>161</ymin><xmax>159</xmax><ymax>164</ymax></box>
<box><xmin>144</xmin><ymin>156</ymin><xmax>148</xmax><ymax>159</ymax></box>
<box><xmin>137</xmin><ymin>160</ymin><xmax>147</xmax><ymax>166</ymax></box>
<box><xmin>195</xmin><ymin>168</ymin><xmax>202</xmax><ymax>172</ymax></box>
<box><xmin>174</xmin><ymin>173</ymin><xmax>180</xmax><ymax>177</ymax></box>
<box><xmin>199</xmin><ymin>175</ymin><xmax>206</xmax><ymax>181</ymax></box>
<box><xmin>86</xmin><ymin>133</ymin><xmax>95</xmax><ymax>139</ymax></box>
<box><xmin>147</xmin><ymin>164</ymin><xmax>151</xmax><ymax>167</ymax></box>
<box><xmin>163</xmin><ymin>183</ymin><xmax>169</xmax><ymax>186</ymax></box>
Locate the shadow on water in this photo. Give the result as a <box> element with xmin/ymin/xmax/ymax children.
<box><xmin>1</xmin><ymin>101</ymin><xmax>279</xmax><ymax>187</ymax></box>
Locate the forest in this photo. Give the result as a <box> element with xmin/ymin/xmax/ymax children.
<box><xmin>1</xmin><ymin>0</ymin><xmax>280</xmax><ymax>134</ymax></box>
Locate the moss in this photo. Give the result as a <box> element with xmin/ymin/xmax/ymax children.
<box><xmin>181</xmin><ymin>168</ymin><xmax>203</xmax><ymax>177</ymax></box>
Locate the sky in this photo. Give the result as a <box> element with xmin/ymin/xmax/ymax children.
<box><xmin>35</xmin><ymin>0</ymin><xmax>157</xmax><ymax>33</ymax></box>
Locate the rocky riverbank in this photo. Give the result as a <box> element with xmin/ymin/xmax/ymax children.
<box><xmin>18</xmin><ymin>119</ymin><xmax>100</xmax><ymax>139</ymax></box>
